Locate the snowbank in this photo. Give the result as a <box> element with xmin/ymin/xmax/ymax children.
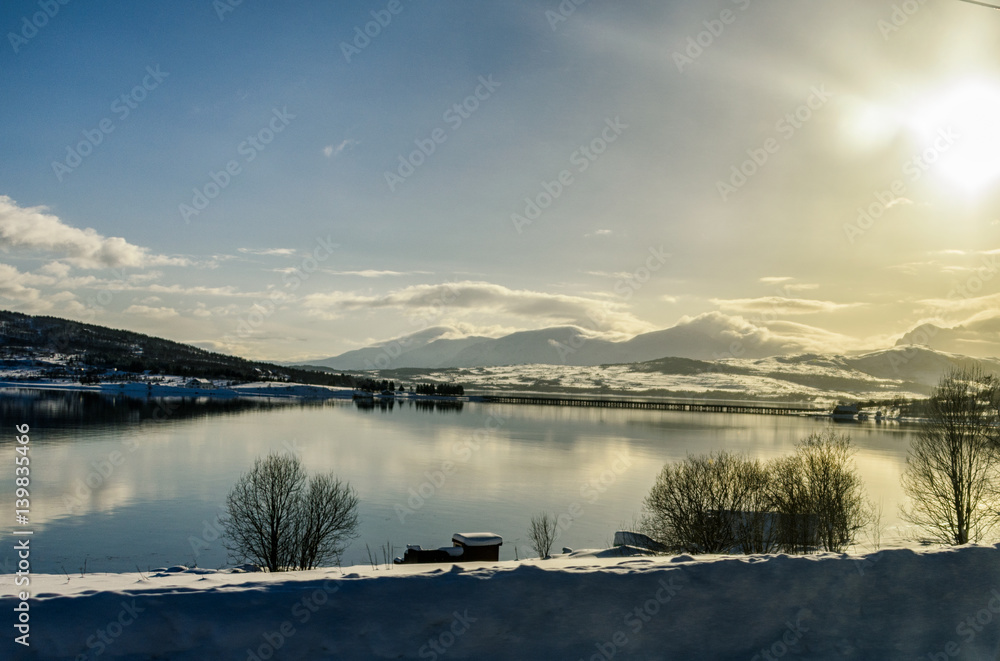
<box><xmin>7</xmin><ymin>545</ymin><xmax>1000</xmax><ymax>659</ymax></box>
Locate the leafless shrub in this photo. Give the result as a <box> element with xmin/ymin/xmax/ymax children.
<box><xmin>901</xmin><ymin>367</ymin><xmax>1000</xmax><ymax>545</ymax></box>
<box><xmin>527</xmin><ymin>513</ymin><xmax>557</xmax><ymax>559</ymax></box>
<box><xmin>223</xmin><ymin>452</ymin><xmax>359</xmax><ymax>571</ymax></box>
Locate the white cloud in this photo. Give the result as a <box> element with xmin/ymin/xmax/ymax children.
<box><xmin>322</xmin><ymin>269</ymin><xmax>430</xmax><ymax>278</ymax></box>
<box><xmin>123</xmin><ymin>305</ymin><xmax>180</xmax><ymax>320</ymax></box>
<box><xmin>39</xmin><ymin>261</ymin><xmax>72</xmax><ymax>278</ymax></box>
<box><xmin>917</xmin><ymin>292</ymin><xmax>1000</xmax><ymax>317</ymax></box>
<box><xmin>0</xmin><ymin>263</ymin><xmax>41</xmax><ymax>302</ymax></box>
<box><xmin>673</xmin><ymin>312</ymin><xmax>857</xmax><ymax>357</ymax></box>
<box><xmin>0</xmin><ymin>196</ymin><xmax>187</xmax><ymax>269</ymax></box>
<box><xmin>894</xmin><ymin>312</ymin><xmax>1000</xmax><ymax>358</ymax></box>
<box><xmin>711</xmin><ymin>296</ymin><xmax>862</xmax><ymax>315</ymax></box>
<box><xmin>238</xmin><ymin>248</ymin><xmax>298</xmax><ymax>257</ymax></box>
<box><xmin>303</xmin><ymin>281</ymin><xmax>654</xmax><ymax>334</ymax></box>
<box><xmin>323</xmin><ymin>139</ymin><xmax>359</xmax><ymax>158</ymax></box>
<box><xmin>584</xmin><ymin>270</ymin><xmax>633</xmax><ymax>279</ymax></box>
<box><xmin>0</xmin><ymin>262</ymin><xmax>88</xmax><ymax>315</ymax></box>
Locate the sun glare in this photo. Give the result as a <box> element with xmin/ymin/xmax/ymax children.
<box><xmin>908</xmin><ymin>80</ymin><xmax>1000</xmax><ymax>196</ymax></box>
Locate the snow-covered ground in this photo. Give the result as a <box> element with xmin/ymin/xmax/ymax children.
<box><xmin>8</xmin><ymin>545</ymin><xmax>1000</xmax><ymax>659</ymax></box>
<box><xmin>410</xmin><ymin>359</ymin><xmax>926</xmax><ymax>404</ymax></box>
<box><xmin>3</xmin><ymin>344</ymin><xmax>982</xmax><ymax>404</ymax></box>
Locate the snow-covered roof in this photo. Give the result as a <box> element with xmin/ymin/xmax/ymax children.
<box><xmin>452</xmin><ymin>532</ymin><xmax>502</xmax><ymax>547</ymax></box>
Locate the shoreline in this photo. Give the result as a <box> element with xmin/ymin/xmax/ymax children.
<box><xmin>0</xmin><ymin>379</ymin><xmax>924</xmax><ymax>423</ymax></box>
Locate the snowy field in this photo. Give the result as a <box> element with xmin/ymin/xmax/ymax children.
<box><xmin>387</xmin><ymin>356</ymin><xmax>932</xmax><ymax>404</ymax></box>
<box><xmin>7</xmin><ymin>545</ymin><xmax>1000</xmax><ymax>660</ymax></box>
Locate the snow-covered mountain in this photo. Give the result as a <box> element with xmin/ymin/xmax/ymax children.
<box><xmin>895</xmin><ymin>320</ymin><xmax>1000</xmax><ymax>358</ymax></box>
<box><xmin>304</xmin><ymin>313</ymin><xmax>855</xmax><ymax>370</ymax></box>
<box><xmin>310</xmin><ymin>346</ymin><xmax>1000</xmax><ymax>404</ymax></box>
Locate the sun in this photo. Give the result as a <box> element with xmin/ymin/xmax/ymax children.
<box><xmin>908</xmin><ymin>79</ymin><xmax>1000</xmax><ymax>196</ymax></box>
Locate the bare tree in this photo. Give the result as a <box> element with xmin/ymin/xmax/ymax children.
<box><xmin>642</xmin><ymin>452</ymin><xmax>762</xmax><ymax>554</ymax></box>
<box><xmin>901</xmin><ymin>367</ymin><xmax>1000</xmax><ymax>545</ymax></box>
<box><xmin>527</xmin><ymin>513</ymin><xmax>557</xmax><ymax>559</ymax></box>
<box><xmin>223</xmin><ymin>453</ymin><xmax>359</xmax><ymax>571</ymax></box>
<box><xmin>734</xmin><ymin>458</ymin><xmax>780</xmax><ymax>554</ymax></box>
<box><xmin>294</xmin><ymin>474</ymin><xmax>359</xmax><ymax>570</ymax></box>
<box><xmin>767</xmin><ymin>454</ymin><xmax>814</xmax><ymax>554</ymax></box>
<box><xmin>642</xmin><ymin>437</ymin><xmax>869</xmax><ymax>556</ymax></box>
<box><xmin>792</xmin><ymin>432</ymin><xmax>870</xmax><ymax>553</ymax></box>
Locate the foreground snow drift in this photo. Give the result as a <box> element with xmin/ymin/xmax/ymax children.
<box><xmin>8</xmin><ymin>546</ymin><xmax>1000</xmax><ymax>660</ymax></box>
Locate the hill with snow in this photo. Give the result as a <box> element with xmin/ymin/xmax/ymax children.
<box><xmin>305</xmin><ymin>313</ymin><xmax>940</xmax><ymax>371</ymax></box>
<box><xmin>896</xmin><ymin>320</ymin><xmax>1000</xmax><ymax>358</ymax></box>
<box><xmin>311</xmin><ymin>347</ymin><xmax>1000</xmax><ymax>404</ymax></box>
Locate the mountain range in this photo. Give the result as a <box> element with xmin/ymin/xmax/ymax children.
<box><xmin>301</xmin><ymin>313</ymin><xmax>829</xmax><ymax>370</ymax></box>
<box><xmin>304</xmin><ymin>312</ymin><xmax>1000</xmax><ymax>371</ymax></box>
<box><xmin>2</xmin><ymin>310</ymin><xmax>998</xmax><ymax>402</ymax></box>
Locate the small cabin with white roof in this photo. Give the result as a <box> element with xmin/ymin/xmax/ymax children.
<box><xmin>395</xmin><ymin>532</ymin><xmax>503</xmax><ymax>564</ymax></box>
<box><xmin>451</xmin><ymin>533</ymin><xmax>503</xmax><ymax>561</ymax></box>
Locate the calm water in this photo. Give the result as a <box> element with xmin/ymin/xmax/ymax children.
<box><xmin>0</xmin><ymin>389</ymin><xmax>919</xmax><ymax>574</ymax></box>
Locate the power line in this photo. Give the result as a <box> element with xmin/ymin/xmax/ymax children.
<box><xmin>955</xmin><ymin>0</ymin><xmax>1000</xmax><ymax>10</ymax></box>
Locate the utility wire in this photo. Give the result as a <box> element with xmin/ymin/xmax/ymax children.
<box><xmin>955</xmin><ymin>0</ymin><xmax>1000</xmax><ymax>10</ymax></box>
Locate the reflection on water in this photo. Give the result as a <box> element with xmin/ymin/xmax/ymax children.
<box><xmin>0</xmin><ymin>389</ymin><xmax>919</xmax><ymax>573</ymax></box>
<box><xmin>352</xmin><ymin>398</ymin><xmax>464</xmax><ymax>413</ymax></box>
<box><xmin>0</xmin><ymin>388</ymin><xmax>307</xmax><ymax>437</ymax></box>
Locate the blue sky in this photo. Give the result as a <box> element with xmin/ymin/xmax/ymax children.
<box><xmin>3</xmin><ymin>0</ymin><xmax>1000</xmax><ymax>360</ymax></box>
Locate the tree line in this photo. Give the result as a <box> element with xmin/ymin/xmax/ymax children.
<box><xmin>638</xmin><ymin>366</ymin><xmax>1000</xmax><ymax>555</ymax></box>
<box><xmin>640</xmin><ymin>433</ymin><xmax>870</xmax><ymax>554</ymax></box>
<box><xmin>413</xmin><ymin>382</ymin><xmax>464</xmax><ymax>396</ymax></box>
